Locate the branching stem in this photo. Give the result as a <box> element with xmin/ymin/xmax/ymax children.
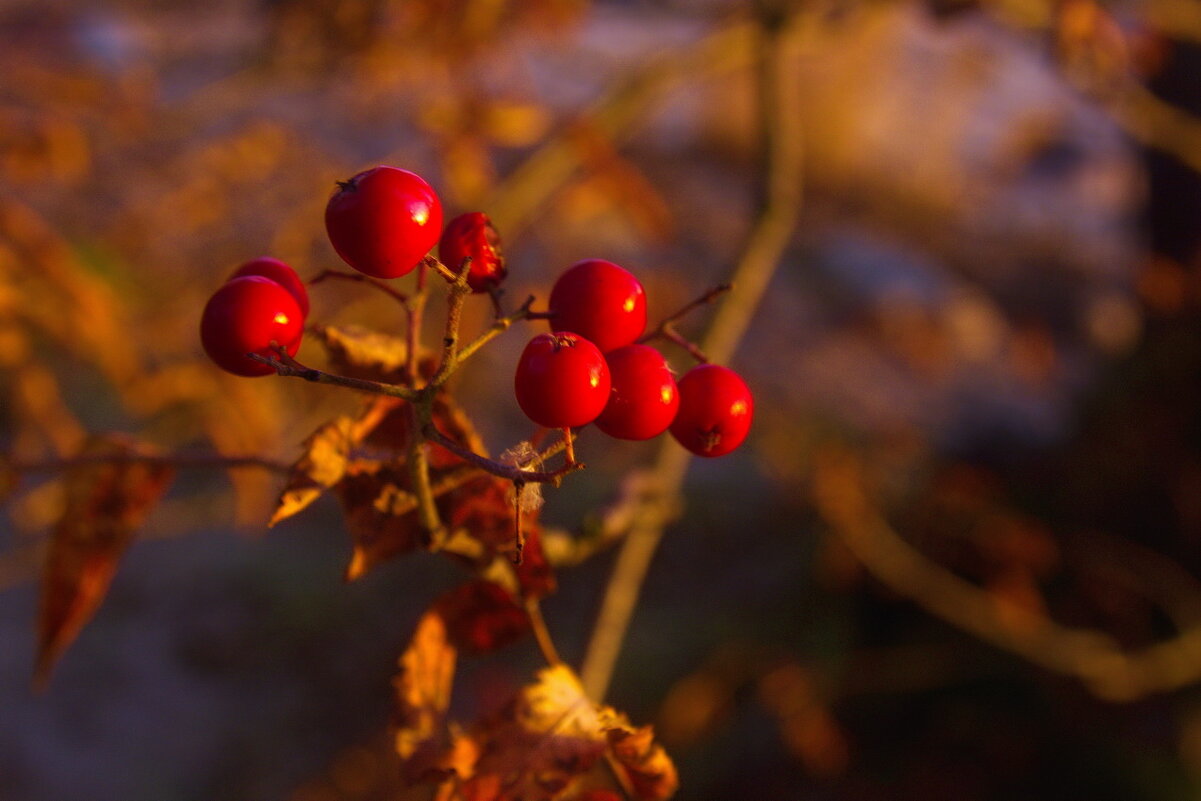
<box><xmin>424</xmin><ymin>424</ymin><xmax>582</xmax><ymax>484</ymax></box>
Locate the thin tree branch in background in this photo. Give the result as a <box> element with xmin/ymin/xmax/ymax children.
<box><xmin>580</xmin><ymin>8</ymin><xmax>807</xmax><ymax>702</ymax></box>
<box><xmin>812</xmin><ymin>445</ymin><xmax>1201</xmax><ymax>703</ymax></box>
<box><xmin>485</xmin><ymin>19</ymin><xmax>761</xmax><ymax>239</ymax></box>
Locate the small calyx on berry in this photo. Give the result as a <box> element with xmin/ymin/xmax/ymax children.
<box><xmin>669</xmin><ymin>364</ymin><xmax>753</xmax><ymax>457</ymax></box>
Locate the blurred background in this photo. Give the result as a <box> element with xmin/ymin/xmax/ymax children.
<box><xmin>3</xmin><ymin>0</ymin><xmax>1201</xmax><ymax>798</ymax></box>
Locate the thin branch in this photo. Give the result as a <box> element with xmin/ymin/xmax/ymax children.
<box><xmin>7</xmin><ymin>451</ymin><xmax>291</xmax><ymax>475</ymax></box>
<box><xmin>407</xmin><ymin>403</ymin><xmax>444</xmax><ymax>547</ymax></box>
<box><xmin>638</xmin><ymin>283</ymin><xmax>732</xmax><ymax>363</ymax></box>
<box><xmin>452</xmin><ymin>295</ymin><xmax>537</xmax><ymax>368</ymax></box>
<box><xmin>811</xmin><ymin>446</ymin><xmax>1201</xmax><ymax>703</ymax></box>
<box><xmin>654</xmin><ymin>283</ymin><xmax>733</xmax><ymax>332</ymax></box>
<box><xmin>526</xmin><ymin>597</ymin><xmax>562</xmax><ymax>665</ymax></box>
<box><xmin>580</xmin><ymin>10</ymin><xmax>806</xmax><ymax>702</ymax></box>
<box><xmin>423</xmin><ymin>424</ymin><xmax>584</xmax><ymax>485</ymax></box>
<box><xmin>406</xmin><ymin>260</ymin><xmax>430</xmax><ymax>386</ymax></box>
<box><xmin>309</xmin><ymin>270</ymin><xmax>410</xmax><ymax>306</ymax></box>
<box><xmin>484</xmin><ymin>18</ymin><xmax>761</xmax><ymax>238</ymax></box>
<box><xmin>429</xmin><ymin>258</ymin><xmax>474</xmax><ymax>387</ymax></box>
<box><xmin>248</xmin><ymin>352</ymin><xmax>420</xmax><ymax>401</ymax></box>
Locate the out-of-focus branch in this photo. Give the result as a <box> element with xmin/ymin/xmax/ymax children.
<box><xmin>485</xmin><ymin>18</ymin><xmax>760</xmax><ymax>238</ymax></box>
<box><xmin>580</xmin><ymin>9</ymin><xmax>807</xmax><ymax>702</ymax></box>
<box><xmin>1108</xmin><ymin>79</ymin><xmax>1201</xmax><ymax>176</ymax></box>
<box><xmin>812</xmin><ymin>445</ymin><xmax>1201</xmax><ymax>703</ymax></box>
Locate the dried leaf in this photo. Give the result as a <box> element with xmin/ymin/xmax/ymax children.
<box><xmin>434</xmin><ymin>581</ymin><xmax>531</xmax><ymax>654</ymax></box>
<box><xmin>339</xmin><ymin>464</ymin><xmax>426</xmax><ymax>580</ymax></box>
<box><xmin>315</xmin><ymin>324</ymin><xmax>411</xmax><ymax>384</ymax></box>
<box><xmin>607</xmin><ymin>726</ymin><xmax>679</xmax><ymax>801</ymax></box>
<box><xmin>339</xmin><ymin>392</ymin><xmax>527</xmax><ymax>580</ymax></box>
<box><xmin>35</xmin><ymin>436</ymin><xmax>175</xmax><ymax>687</ymax></box>
<box><xmin>394</xmin><ymin>610</ymin><xmax>458</xmax><ymax>765</ymax></box>
<box><xmin>465</xmin><ymin>664</ymin><xmax>613</xmax><ymax>801</ymax></box>
<box><xmin>269</xmin><ymin>396</ymin><xmax>400</xmax><ymax>526</ymax></box>
<box><xmin>396</xmin><ymin>662</ymin><xmax>676</xmax><ymax>801</ymax></box>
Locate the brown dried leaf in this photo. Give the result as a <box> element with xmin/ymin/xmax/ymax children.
<box><xmin>434</xmin><ymin>581</ymin><xmax>531</xmax><ymax>654</ymax></box>
<box><xmin>340</xmin><ymin>392</ymin><xmax>522</xmax><ymax>580</ymax></box>
<box><xmin>269</xmin><ymin>396</ymin><xmax>400</xmax><ymax>526</ymax></box>
<box><xmin>607</xmin><ymin>726</ymin><xmax>679</xmax><ymax>801</ymax></box>
<box><xmin>340</xmin><ymin>464</ymin><xmax>426</xmax><ymax>580</ymax></box>
<box><xmin>394</xmin><ymin>609</ymin><xmax>458</xmax><ymax>765</ymax></box>
<box><xmin>35</xmin><ymin>436</ymin><xmax>175</xmax><ymax>687</ymax></box>
<box><xmin>315</xmin><ymin>324</ymin><xmax>411</xmax><ymax>384</ymax></box>
<box><xmin>463</xmin><ymin>664</ymin><xmax>612</xmax><ymax>801</ymax></box>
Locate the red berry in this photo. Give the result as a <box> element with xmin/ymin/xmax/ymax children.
<box><xmin>229</xmin><ymin>257</ymin><xmax>309</xmax><ymax>318</ymax></box>
<box><xmin>438</xmin><ymin>211</ymin><xmax>507</xmax><ymax>293</ymax></box>
<box><xmin>324</xmin><ymin>165</ymin><xmax>442</xmax><ymax>279</ymax></box>
<box><xmin>669</xmin><ymin>364</ymin><xmax>753</xmax><ymax>457</ymax></box>
<box><xmin>514</xmin><ymin>332</ymin><xmax>611</xmax><ymax>429</ymax></box>
<box><xmin>200</xmin><ymin>276</ymin><xmax>304</xmax><ymax>377</ymax></box>
<box><xmin>548</xmin><ymin>259</ymin><xmax>646</xmax><ymax>353</ymax></box>
<box><xmin>595</xmin><ymin>344</ymin><xmax>679</xmax><ymax>440</ymax></box>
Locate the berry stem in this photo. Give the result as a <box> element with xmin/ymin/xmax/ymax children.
<box><xmin>638</xmin><ymin>282</ymin><xmax>732</xmax><ymax>364</ymax></box>
<box><xmin>512</xmin><ymin>481</ymin><xmax>525</xmax><ymax>565</ymax></box>
<box><xmin>406</xmin><ymin>260</ymin><xmax>430</xmax><ymax>387</ymax></box>
<box><xmin>429</xmin><ymin>258</ymin><xmax>473</xmax><ymax>387</ymax></box>
<box><xmin>248</xmin><ymin>351</ymin><xmax>421</xmax><ymax>401</ymax></box>
<box><xmin>308</xmin><ymin>270</ymin><xmax>410</xmax><ymax>306</ymax></box>
<box><xmin>422</xmin><ymin>255</ymin><xmax>459</xmax><ymax>283</ymax></box>
<box><xmin>435</xmin><ymin>295</ymin><xmax>538</xmax><ymax>381</ymax></box>
<box><xmin>407</xmin><ymin>402</ymin><xmax>445</xmax><ymax>547</ymax></box>
<box><xmin>562</xmin><ymin>428</ymin><xmax>576</xmax><ymax>465</ymax></box>
<box><xmin>423</xmin><ymin>424</ymin><xmax>583</xmax><ymax>485</ymax></box>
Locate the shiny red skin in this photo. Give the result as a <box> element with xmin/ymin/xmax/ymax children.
<box><xmin>200</xmin><ymin>276</ymin><xmax>304</xmax><ymax>377</ymax></box>
<box><xmin>595</xmin><ymin>344</ymin><xmax>679</xmax><ymax>440</ymax></box>
<box><xmin>547</xmin><ymin>259</ymin><xmax>646</xmax><ymax>353</ymax></box>
<box><xmin>669</xmin><ymin>364</ymin><xmax>753</xmax><ymax>457</ymax></box>
<box><xmin>438</xmin><ymin>211</ymin><xmax>507</xmax><ymax>293</ymax></box>
<box><xmin>229</xmin><ymin>257</ymin><xmax>309</xmax><ymax>318</ymax></box>
<box><xmin>514</xmin><ymin>332</ymin><xmax>611</xmax><ymax>429</ymax></box>
<box><xmin>324</xmin><ymin>166</ymin><xmax>443</xmax><ymax>279</ymax></box>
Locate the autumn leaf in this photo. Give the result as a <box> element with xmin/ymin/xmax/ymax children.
<box><xmin>35</xmin><ymin>435</ymin><xmax>175</xmax><ymax>687</ymax></box>
<box><xmin>464</xmin><ymin>664</ymin><xmax>677</xmax><ymax>801</ymax></box>
<box><xmin>606</xmin><ymin>726</ymin><xmax>679</xmax><ymax>801</ymax></box>
<box><xmin>434</xmin><ymin>580</ymin><xmax>531</xmax><ymax>654</ymax></box>
<box><xmin>269</xmin><ymin>395</ymin><xmax>400</xmax><ymax>526</ymax></box>
<box><xmin>314</xmin><ymin>324</ymin><xmax>412</xmax><ymax>384</ymax></box>
<box><xmin>394</xmin><ymin>609</ymin><xmax>457</xmax><ymax>765</ymax></box>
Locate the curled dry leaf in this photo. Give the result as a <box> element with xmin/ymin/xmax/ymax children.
<box><xmin>314</xmin><ymin>324</ymin><xmax>412</xmax><ymax>384</ymax></box>
<box><xmin>395</xmin><ymin>610</ymin><xmax>457</xmax><ymax>755</ymax></box>
<box><xmin>269</xmin><ymin>395</ymin><xmax>399</xmax><ymax>526</ymax></box>
<box><xmin>401</xmin><ymin>663</ymin><xmax>677</xmax><ymax>801</ymax></box>
<box><xmin>35</xmin><ymin>435</ymin><xmax>175</xmax><ymax>687</ymax></box>
<box><xmin>606</xmin><ymin>725</ymin><xmax>679</xmax><ymax>801</ymax></box>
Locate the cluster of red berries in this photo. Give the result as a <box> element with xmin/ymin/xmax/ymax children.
<box><xmin>199</xmin><ymin>165</ymin><xmax>752</xmax><ymax>458</ymax></box>
<box><xmin>515</xmin><ymin>259</ymin><xmax>752</xmax><ymax>458</ymax></box>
